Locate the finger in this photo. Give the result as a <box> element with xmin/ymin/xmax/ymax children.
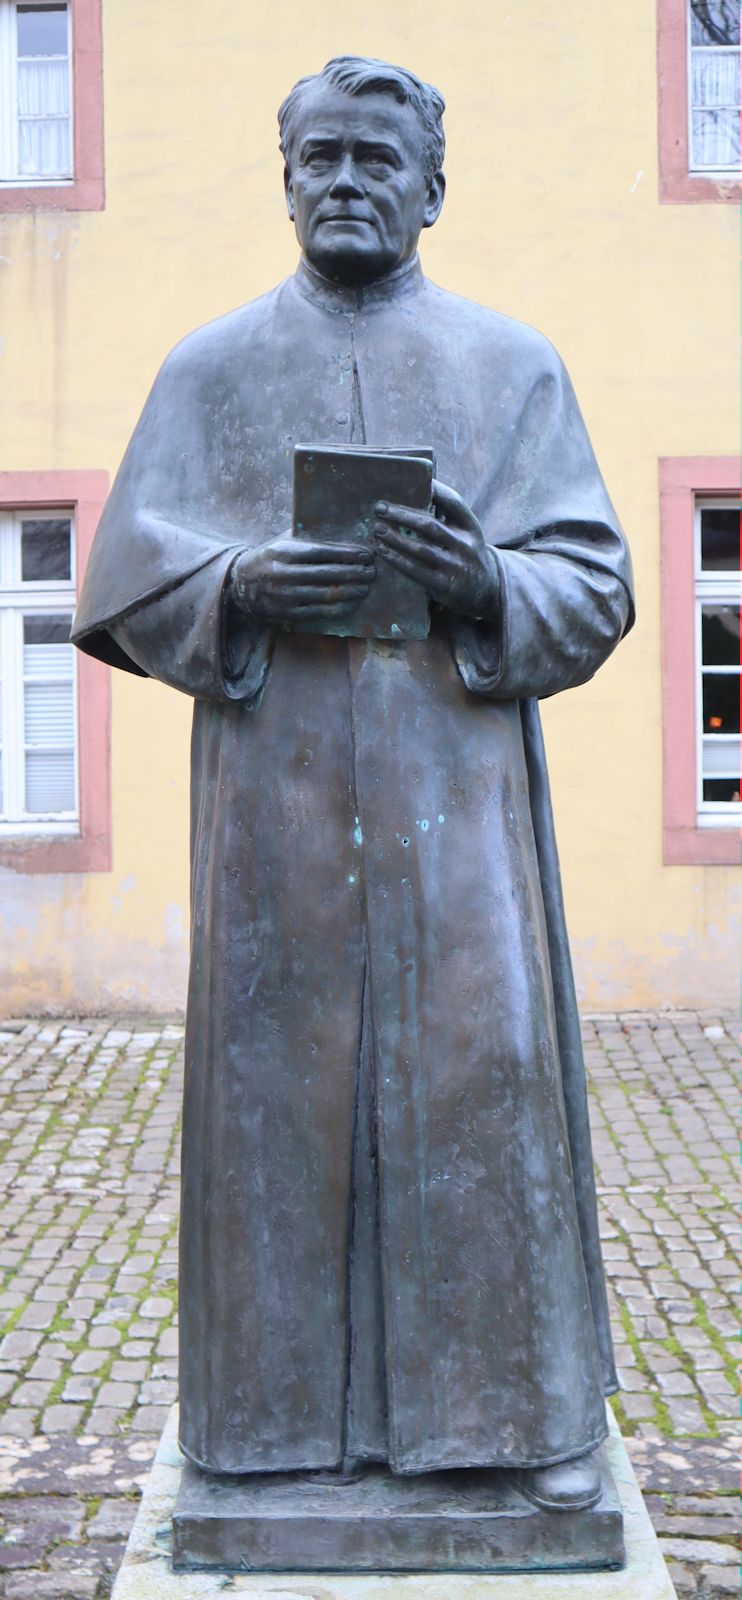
<box><xmin>289</xmin><ymin>600</ymin><xmax>369</xmax><ymax>618</ymax></box>
<box><xmin>378</xmin><ymin>546</ymin><xmax>459</xmax><ymax>590</ymax></box>
<box><xmin>287</xmin><ymin>584</ymin><xmax>373</xmax><ymax>606</ymax></box>
<box><xmin>374</xmin><ymin>503</ymin><xmax>439</xmax><ymax>538</ymax></box>
<box><xmin>271</xmin><ymin>563</ymin><xmax>375</xmax><ymax>585</ymax></box>
<box><xmin>431</xmin><ymin>480</ymin><xmax>481</xmax><ymax>532</ymax></box>
<box><xmin>291</xmin><ymin>541</ymin><xmax>375</xmax><ymax>565</ymax></box>
<box><xmin>373</xmin><ymin>523</ymin><xmax>459</xmax><ymax>570</ymax></box>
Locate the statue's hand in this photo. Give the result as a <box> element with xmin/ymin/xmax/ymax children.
<box><xmin>372</xmin><ymin>481</ymin><xmax>499</xmax><ymax>619</ymax></box>
<box><xmin>230</xmin><ymin>535</ymin><xmax>375</xmax><ymax>625</ymax></box>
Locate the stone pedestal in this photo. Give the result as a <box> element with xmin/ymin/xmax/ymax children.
<box><xmin>111</xmin><ymin>1406</ymin><xmax>678</xmax><ymax>1598</ymax></box>
<box><xmin>173</xmin><ymin>1448</ymin><xmax>623</xmax><ymax>1573</ymax></box>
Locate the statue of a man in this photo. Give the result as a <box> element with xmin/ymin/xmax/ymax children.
<box><xmin>74</xmin><ymin>57</ymin><xmax>634</xmax><ymax>1517</ymax></box>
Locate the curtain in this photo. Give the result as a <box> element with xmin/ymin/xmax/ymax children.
<box><xmin>691</xmin><ymin>48</ymin><xmax>740</xmax><ymax>166</ymax></box>
<box><xmin>17</xmin><ymin>58</ymin><xmax>71</xmax><ymax>177</ymax></box>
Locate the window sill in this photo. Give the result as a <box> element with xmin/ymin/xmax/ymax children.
<box><xmin>0</xmin><ymin>177</ymin><xmax>73</xmax><ymax>187</ymax></box>
<box><xmin>0</xmin><ymin>828</ymin><xmax>110</xmax><ymax>874</ymax></box>
<box><xmin>0</xmin><ymin>821</ymin><xmax>79</xmax><ymax>837</ymax></box>
<box><xmin>0</xmin><ymin>174</ymin><xmax>103</xmax><ymax>212</ymax></box>
<box><xmin>663</xmin><ymin>825</ymin><xmax>741</xmax><ymax>866</ymax></box>
<box><xmin>660</xmin><ymin>169</ymin><xmax>742</xmax><ymax>204</ymax></box>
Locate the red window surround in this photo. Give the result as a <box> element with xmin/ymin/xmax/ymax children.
<box><xmin>660</xmin><ymin>457</ymin><xmax>741</xmax><ymax>866</ymax></box>
<box><xmin>0</xmin><ymin>470</ymin><xmax>110</xmax><ymax>873</ymax></box>
<box><xmin>0</xmin><ymin>0</ymin><xmax>104</xmax><ymax>214</ymax></box>
<box><xmin>657</xmin><ymin>0</ymin><xmax>742</xmax><ymax>203</ymax></box>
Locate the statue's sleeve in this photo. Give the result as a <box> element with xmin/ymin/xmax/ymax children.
<box><xmin>72</xmin><ymin>331</ymin><xmax>273</xmax><ymax>703</ymax></box>
<box><xmin>106</xmin><ymin>555</ymin><xmax>273</xmax><ymax>703</ymax></box>
<box><xmin>451</xmin><ymin>348</ymin><xmax>634</xmax><ymax>700</ymax></box>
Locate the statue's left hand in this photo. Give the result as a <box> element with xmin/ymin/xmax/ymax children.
<box><xmin>372</xmin><ymin>481</ymin><xmax>499</xmax><ymax>619</ymax></box>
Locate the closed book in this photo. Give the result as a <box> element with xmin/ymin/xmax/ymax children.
<box><xmin>292</xmin><ymin>445</ymin><xmax>434</xmax><ymax>639</ymax></box>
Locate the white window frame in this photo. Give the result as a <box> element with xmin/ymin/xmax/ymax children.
<box><xmin>0</xmin><ymin>0</ymin><xmax>73</xmax><ymax>187</ymax></box>
<box><xmin>0</xmin><ymin>508</ymin><xmax>79</xmax><ymax>835</ymax></box>
<box><xmin>687</xmin><ymin>0</ymin><xmax>741</xmax><ymax>176</ymax></box>
<box><xmin>694</xmin><ymin>496</ymin><xmax>742</xmax><ymax>827</ymax></box>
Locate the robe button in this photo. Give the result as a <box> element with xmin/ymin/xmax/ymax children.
<box><xmin>334</xmin><ymin>411</ymin><xmax>349</xmax><ymax>425</ymax></box>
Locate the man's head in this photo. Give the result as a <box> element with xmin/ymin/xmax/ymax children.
<box><xmin>278</xmin><ymin>57</ymin><xmax>446</xmax><ymax>287</ymax></box>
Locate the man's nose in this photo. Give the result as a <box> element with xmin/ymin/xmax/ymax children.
<box><xmin>328</xmin><ymin>155</ymin><xmax>364</xmax><ymax>198</ymax></box>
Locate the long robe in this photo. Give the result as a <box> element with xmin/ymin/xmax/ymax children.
<box><xmin>73</xmin><ymin>255</ymin><xmax>635</xmax><ymax>1476</ymax></box>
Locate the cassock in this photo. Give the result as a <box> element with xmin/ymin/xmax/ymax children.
<box><xmin>73</xmin><ymin>254</ymin><xmax>634</xmax><ymax>1477</ymax></box>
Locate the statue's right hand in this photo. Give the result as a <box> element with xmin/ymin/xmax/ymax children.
<box><xmin>229</xmin><ymin>536</ymin><xmax>375</xmax><ymax>625</ymax></box>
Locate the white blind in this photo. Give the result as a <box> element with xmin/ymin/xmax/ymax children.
<box><xmin>0</xmin><ymin>511</ymin><xmax>77</xmax><ymax>829</ymax></box>
<box><xmin>25</xmin><ymin>748</ymin><xmax>75</xmax><ymax>812</ymax></box>
<box><xmin>24</xmin><ymin>680</ymin><xmax>75</xmax><ymax>743</ymax></box>
<box><xmin>22</xmin><ymin>631</ymin><xmax>75</xmax><ymax>814</ymax></box>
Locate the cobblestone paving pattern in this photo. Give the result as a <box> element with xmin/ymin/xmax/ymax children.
<box><xmin>0</xmin><ymin>1011</ymin><xmax>737</xmax><ymax>1598</ymax></box>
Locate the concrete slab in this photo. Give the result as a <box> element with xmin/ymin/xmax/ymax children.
<box><xmin>111</xmin><ymin>1406</ymin><xmax>678</xmax><ymax>1597</ymax></box>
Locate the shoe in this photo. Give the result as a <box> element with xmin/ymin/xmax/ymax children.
<box><xmin>518</xmin><ymin>1450</ymin><xmax>602</xmax><ymax>1511</ymax></box>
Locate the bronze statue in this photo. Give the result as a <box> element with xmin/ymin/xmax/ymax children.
<box><xmin>73</xmin><ymin>56</ymin><xmax>634</xmax><ymax>1571</ymax></box>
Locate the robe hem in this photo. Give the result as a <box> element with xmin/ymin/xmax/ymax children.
<box><xmin>178</xmin><ymin>1420</ymin><xmax>610</xmax><ymax>1479</ymax></box>
<box><xmin>178</xmin><ymin>1436</ymin><xmax>346</xmax><ymax>1476</ymax></box>
<box><xmin>387</xmin><ymin>1418</ymin><xmax>611</xmax><ymax>1477</ymax></box>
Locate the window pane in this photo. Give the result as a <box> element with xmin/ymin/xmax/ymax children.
<box><xmin>700</xmin><ymin>507</ymin><xmax>740</xmax><ymax>570</ymax></box>
<box><xmin>23</xmin><ymin>613</ymin><xmax>71</xmax><ymax>645</ymax></box>
<box><xmin>691</xmin><ymin>47</ymin><xmax>740</xmax><ymax>106</ymax></box>
<box><xmin>25</xmin><ymin>749</ymin><xmax>75</xmax><ymax>812</ymax></box>
<box><xmin>690</xmin><ymin>0</ymin><xmax>740</xmax><ymax>45</ymax></box>
<box><xmin>702</xmin><ymin>671</ymin><xmax>740</xmax><ymax>733</ymax></box>
<box><xmin>24</xmin><ymin>681</ymin><xmax>74</xmax><ymax>745</ymax></box>
<box><xmin>17</xmin><ymin>5</ymin><xmax>68</xmax><ymax>56</ymax></box>
<box><xmin>701</xmin><ymin>605</ymin><xmax>740</xmax><ymax>665</ymax></box>
<box><xmin>18</xmin><ymin>58</ymin><xmax>70</xmax><ymax>116</ymax></box>
<box><xmin>702</xmin><ymin>735</ymin><xmax>739</xmax><ymax>774</ymax></box>
<box><xmin>18</xmin><ymin>115</ymin><xmax>71</xmax><ymax>178</ymax></box>
<box><xmin>702</xmin><ymin>777</ymin><xmax>741</xmax><ymax>802</ymax></box>
<box><xmin>23</xmin><ymin>615</ymin><xmax>73</xmax><ymax>684</ymax></box>
<box><xmin>20</xmin><ymin>519</ymin><xmax>71</xmax><ymax>581</ymax></box>
<box><xmin>691</xmin><ymin>107</ymin><xmax>740</xmax><ymax>166</ymax></box>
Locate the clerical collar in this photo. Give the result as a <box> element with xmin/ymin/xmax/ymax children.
<box><xmin>294</xmin><ymin>253</ymin><xmax>424</xmax><ymax>313</ymax></box>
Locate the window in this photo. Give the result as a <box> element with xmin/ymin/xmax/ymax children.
<box><xmin>0</xmin><ymin>510</ymin><xmax>77</xmax><ymax>832</ymax></box>
<box><xmin>660</xmin><ymin>458</ymin><xmax>741</xmax><ymax>865</ymax></box>
<box><xmin>0</xmin><ymin>471</ymin><xmax>110</xmax><ymax>873</ymax></box>
<box><xmin>0</xmin><ymin>0</ymin><xmax>103</xmax><ymax>212</ymax></box>
<box><xmin>0</xmin><ymin>2</ymin><xmax>72</xmax><ymax>184</ymax></box>
<box><xmin>694</xmin><ymin>500</ymin><xmax>741</xmax><ymax>823</ymax></box>
<box><xmin>689</xmin><ymin>0</ymin><xmax>741</xmax><ymax>172</ymax></box>
<box><xmin>658</xmin><ymin>0</ymin><xmax>742</xmax><ymax>202</ymax></box>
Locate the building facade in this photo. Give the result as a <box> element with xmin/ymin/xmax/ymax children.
<box><xmin>0</xmin><ymin>0</ymin><xmax>739</xmax><ymax>1012</ymax></box>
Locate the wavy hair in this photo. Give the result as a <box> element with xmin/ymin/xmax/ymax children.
<box><xmin>278</xmin><ymin>56</ymin><xmax>445</xmax><ymax>181</ymax></box>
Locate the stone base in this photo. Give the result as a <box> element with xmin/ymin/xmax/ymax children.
<box><xmin>173</xmin><ymin>1450</ymin><xmax>623</xmax><ymax>1573</ymax></box>
<box><xmin>111</xmin><ymin>1406</ymin><xmax>679</xmax><ymax>1598</ymax></box>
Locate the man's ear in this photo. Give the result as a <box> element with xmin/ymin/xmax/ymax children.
<box><xmin>422</xmin><ymin>171</ymin><xmax>445</xmax><ymax>230</ymax></box>
<box><xmin>284</xmin><ymin>166</ymin><xmax>295</xmax><ymax>222</ymax></box>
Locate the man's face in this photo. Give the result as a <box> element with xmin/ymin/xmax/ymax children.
<box><xmin>285</xmin><ymin>85</ymin><xmax>444</xmax><ymax>286</ymax></box>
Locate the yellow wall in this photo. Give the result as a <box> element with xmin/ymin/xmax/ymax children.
<box><xmin>0</xmin><ymin>0</ymin><xmax>738</xmax><ymax>1012</ymax></box>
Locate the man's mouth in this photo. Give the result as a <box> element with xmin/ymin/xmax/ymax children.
<box><xmin>318</xmin><ymin>214</ymin><xmax>375</xmax><ymax>226</ymax></box>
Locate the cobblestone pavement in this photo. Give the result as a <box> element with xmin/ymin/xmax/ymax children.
<box><xmin>0</xmin><ymin>1011</ymin><xmax>737</xmax><ymax>1598</ymax></box>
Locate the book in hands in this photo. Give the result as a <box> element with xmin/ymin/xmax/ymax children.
<box><xmin>292</xmin><ymin>445</ymin><xmax>435</xmax><ymax>639</ymax></box>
